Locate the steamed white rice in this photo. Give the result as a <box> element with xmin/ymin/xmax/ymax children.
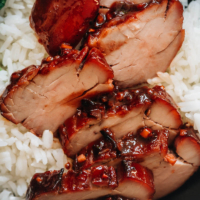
<box><xmin>0</xmin><ymin>0</ymin><xmax>200</xmax><ymax>199</ymax></box>
<box><xmin>147</xmin><ymin>0</ymin><xmax>200</xmax><ymax>133</ymax></box>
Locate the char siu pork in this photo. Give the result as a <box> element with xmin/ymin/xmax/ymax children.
<box><xmin>26</xmin><ymin>161</ymin><xmax>154</xmax><ymax>200</ymax></box>
<box><xmin>73</xmin><ymin>127</ymin><xmax>169</xmax><ymax>171</ymax></box>
<box><xmin>175</xmin><ymin>126</ymin><xmax>200</xmax><ymax>166</ymax></box>
<box><xmin>59</xmin><ymin>86</ymin><xmax>182</xmax><ymax>157</ymax></box>
<box><xmin>100</xmin><ymin>0</ymin><xmax>151</xmax><ymax>8</ymax></box>
<box><xmin>72</xmin><ymin>127</ymin><xmax>198</xmax><ymax>199</ymax></box>
<box><xmin>87</xmin><ymin>0</ymin><xmax>184</xmax><ymax>87</ymax></box>
<box><xmin>153</xmin><ymin>158</ymin><xmax>197</xmax><ymax>199</ymax></box>
<box><xmin>0</xmin><ymin>47</ymin><xmax>114</xmax><ymax>136</ymax></box>
<box><xmin>30</xmin><ymin>0</ymin><xmax>100</xmax><ymax>56</ymax></box>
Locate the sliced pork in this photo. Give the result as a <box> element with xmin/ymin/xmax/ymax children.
<box><xmin>26</xmin><ymin>162</ymin><xmax>154</xmax><ymax>200</ymax></box>
<box><xmin>100</xmin><ymin>0</ymin><xmax>151</xmax><ymax>8</ymax></box>
<box><xmin>153</xmin><ymin>158</ymin><xmax>197</xmax><ymax>199</ymax></box>
<box><xmin>0</xmin><ymin>47</ymin><xmax>114</xmax><ymax>136</ymax></box>
<box><xmin>87</xmin><ymin>0</ymin><xmax>184</xmax><ymax>87</ymax></box>
<box><xmin>73</xmin><ymin>127</ymin><xmax>169</xmax><ymax>171</ymax></box>
<box><xmin>73</xmin><ymin>128</ymin><xmax>198</xmax><ymax>200</ymax></box>
<box><xmin>30</xmin><ymin>0</ymin><xmax>99</xmax><ymax>56</ymax></box>
<box><xmin>175</xmin><ymin>126</ymin><xmax>200</xmax><ymax>166</ymax></box>
<box><xmin>59</xmin><ymin>86</ymin><xmax>182</xmax><ymax>157</ymax></box>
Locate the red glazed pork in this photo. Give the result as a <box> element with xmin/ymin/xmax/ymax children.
<box><xmin>0</xmin><ymin>47</ymin><xmax>114</xmax><ymax>136</ymax></box>
<box><xmin>30</xmin><ymin>0</ymin><xmax>100</xmax><ymax>56</ymax></box>
<box><xmin>175</xmin><ymin>126</ymin><xmax>200</xmax><ymax>166</ymax></box>
<box><xmin>59</xmin><ymin>86</ymin><xmax>182</xmax><ymax>156</ymax></box>
<box><xmin>26</xmin><ymin>162</ymin><xmax>155</xmax><ymax>200</ymax></box>
<box><xmin>153</xmin><ymin>158</ymin><xmax>197</xmax><ymax>199</ymax></box>
<box><xmin>100</xmin><ymin>0</ymin><xmax>151</xmax><ymax>8</ymax></box>
<box><xmin>73</xmin><ymin>127</ymin><xmax>169</xmax><ymax>171</ymax></box>
<box><xmin>87</xmin><ymin>0</ymin><xmax>184</xmax><ymax>87</ymax></box>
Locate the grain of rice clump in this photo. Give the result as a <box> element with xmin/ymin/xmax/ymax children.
<box><xmin>0</xmin><ymin>0</ymin><xmax>200</xmax><ymax>199</ymax></box>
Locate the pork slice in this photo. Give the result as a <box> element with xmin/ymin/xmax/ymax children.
<box><xmin>73</xmin><ymin>127</ymin><xmax>169</xmax><ymax>171</ymax></box>
<box><xmin>113</xmin><ymin>161</ymin><xmax>155</xmax><ymax>199</ymax></box>
<box><xmin>175</xmin><ymin>126</ymin><xmax>200</xmax><ymax>166</ymax></box>
<box><xmin>60</xmin><ymin>103</ymin><xmax>147</xmax><ymax>157</ymax></box>
<box><xmin>153</xmin><ymin>159</ymin><xmax>198</xmax><ymax>199</ymax></box>
<box><xmin>144</xmin><ymin>118</ymin><xmax>179</xmax><ymax>144</ymax></box>
<box><xmin>59</xmin><ymin>85</ymin><xmax>182</xmax><ymax>157</ymax></box>
<box><xmin>147</xmin><ymin>93</ymin><xmax>181</xmax><ymax>129</ymax></box>
<box><xmin>72</xmin><ymin>129</ymin><xmax>197</xmax><ymax>199</ymax></box>
<box><xmin>87</xmin><ymin>0</ymin><xmax>184</xmax><ymax>87</ymax></box>
<box><xmin>0</xmin><ymin>47</ymin><xmax>114</xmax><ymax>136</ymax></box>
<box><xmin>30</xmin><ymin>0</ymin><xmax>99</xmax><ymax>56</ymax></box>
<box><xmin>100</xmin><ymin>0</ymin><xmax>151</xmax><ymax>8</ymax></box>
<box><xmin>144</xmin><ymin>86</ymin><xmax>182</xmax><ymax>142</ymax></box>
<box><xmin>26</xmin><ymin>162</ymin><xmax>154</xmax><ymax>200</ymax></box>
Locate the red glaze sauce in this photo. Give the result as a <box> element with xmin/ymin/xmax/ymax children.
<box><xmin>119</xmin><ymin>127</ymin><xmax>169</xmax><ymax>160</ymax></box>
<box><xmin>30</xmin><ymin>0</ymin><xmax>100</xmax><ymax>56</ymax></box>
<box><xmin>26</xmin><ymin>169</ymin><xmax>64</xmax><ymax>200</ymax></box>
<box><xmin>119</xmin><ymin>161</ymin><xmax>154</xmax><ymax>190</ymax></box>
<box><xmin>91</xmin><ymin>165</ymin><xmax>117</xmax><ymax>187</ymax></box>
<box><xmin>59</xmin><ymin>85</ymin><xmax>180</xmax><ymax>157</ymax></box>
<box><xmin>73</xmin><ymin>127</ymin><xmax>169</xmax><ymax>171</ymax></box>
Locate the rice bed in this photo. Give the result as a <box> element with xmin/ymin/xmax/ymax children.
<box><xmin>0</xmin><ymin>0</ymin><xmax>200</xmax><ymax>199</ymax></box>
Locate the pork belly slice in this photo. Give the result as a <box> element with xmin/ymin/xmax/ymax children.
<box><xmin>0</xmin><ymin>47</ymin><xmax>114</xmax><ymax>136</ymax></box>
<box><xmin>26</xmin><ymin>162</ymin><xmax>154</xmax><ymax>200</ymax></box>
<box><xmin>59</xmin><ymin>86</ymin><xmax>182</xmax><ymax>157</ymax></box>
<box><xmin>153</xmin><ymin>159</ymin><xmax>198</xmax><ymax>199</ymax></box>
<box><xmin>30</xmin><ymin>0</ymin><xmax>99</xmax><ymax>56</ymax></box>
<box><xmin>175</xmin><ymin>126</ymin><xmax>200</xmax><ymax>166</ymax></box>
<box><xmin>87</xmin><ymin>0</ymin><xmax>184</xmax><ymax>87</ymax></box>
<box><xmin>73</xmin><ymin>127</ymin><xmax>169</xmax><ymax>171</ymax></box>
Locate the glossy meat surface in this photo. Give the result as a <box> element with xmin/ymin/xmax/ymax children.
<box><xmin>87</xmin><ymin>0</ymin><xmax>184</xmax><ymax>87</ymax></box>
<box><xmin>73</xmin><ymin>127</ymin><xmax>169</xmax><ymax>171</ymax></box>
<box><xmin>26</xmin><ymin>162</ymin><xmax>154</xmax><ymax>200</ymax></box>
<box><xmin>175</xmin><ymin>126</ymin><xmax>200</xmax><ymax>166</ymax></box>
<box><xmin>30</xmin><ymin>0</ymin><xmax>99</xmax><ymax>56</ymax></box>
<box><xmin>0</xmin><ymin>47</ymin><xmax>114</xmax><ymax>136</ymax></box>
<box><xmin>59</xmin><ymin>86</ymin><xmax>182</xmax><ymax>156</ymax></box>
<box><xmin>100</xmin><ymin>0</ymin><xmax>151</xmax><ymax>8</ymax></box>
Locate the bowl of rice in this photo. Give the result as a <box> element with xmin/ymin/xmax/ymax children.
<box><xmin>0</xmin><ymin>0</ymin><xmax>200</xmax><ymax>199</ymax></box>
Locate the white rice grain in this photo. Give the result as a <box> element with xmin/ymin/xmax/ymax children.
<box><xmin>0</xmin><ymin>0</ymin><xmax>199</xmax><ymax>199</ymax></box>
<box><xmin>42</xmin><ymin>130</ymin><xmax>53</xmax><ymax>149</ymax></box>
<box><xmin>0</xmin><ymin>36</ymin><xmax>13</xmax><ymax>53</ymax></box>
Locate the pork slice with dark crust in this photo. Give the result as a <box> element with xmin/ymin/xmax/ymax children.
<box><xmin>73</xmin><ymin>127</ymin><xmax>169</xmax><ymax>171</ymax></box>
<box><xmin>59</xmin><ymin>86</ymin><xmax>182</xmax><ymax>157</ymax></box>
<box><xmin>87</xmin><ymin>0</ymin><xmax>184</xmax><ymax>87</ymax></box>
<box><xmin>30</xmin><ymin>0</ymin><xmax>100</xmax><ymax>56</ymax></box>
<box><xmin>73</xmin><ymin>128</ymin><xmax>197</xmax><ymax>200</ymax></box>
<box><xmin>0</xmin><ymin>47</ymin><xmax>114</xmax><ymax>136</ymax></box>
<box><xmin>175</xmin><ymin>126</ymin><xmax>200</xmax><ymax>166</ymax></box>
<box><xmin>100</xmin><ymin>0</ymin><xmax>151</xmax><ymax>8</ymax></box>
<box><xmin>26</xmin><ymin>162</ymin><xmax>155</xmax><ymax>200</ymax></box>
